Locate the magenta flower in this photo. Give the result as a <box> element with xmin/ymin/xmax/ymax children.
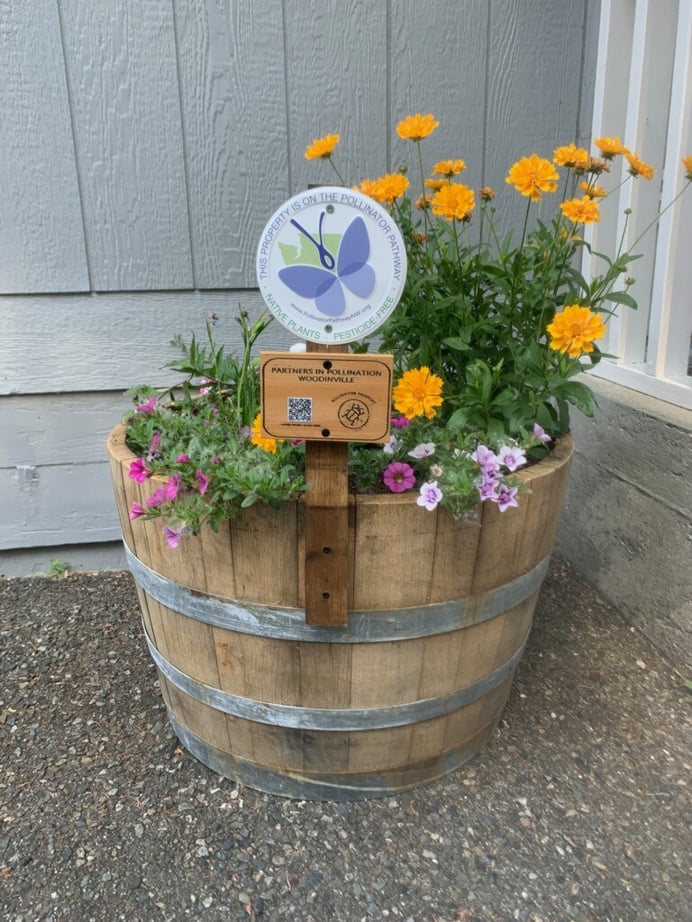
<box><xmin>147</xmin><ymin>431</ymin><xmax>162</xmax><ymax>459</ymax></box>
<box><xmin>211</xmin><ymin>456</ymin><xmax>222</xmax><ymax>464</ymax></box>
<box><xmin>129</xmin><ymin>458</ymin><xmax>152</xmax><ymax>483</ymax></box>
<box><xmin>390</xmin><ymin>416</ymin><xmax>410</xmax><ymax>429</ymax></box>
<box><xmin>383</xmin><ymin>461</ymin><xmax>416</xmax><ymax>493</ymax></box>
<box><xmin>497</xmin><ymin>445</ymin><xmax>527</xmax><ymax>472</ymax></box>
<box><xmin>494</xmin><ymin>484</ymin><xmax>519</xmax><ymax>512</ymax></box>
<box><xmin>129</xmin><ymin>502</ymin><xmax>146</xmax><ymax>520</ymax></box>
<box><xmin>176</xmin><ymin>453</ymin><xmax>190</xmax><ymax>463</ymax></box>
<box><xmin>532</xmin><ymin>423</ymin><xmax>551</xmax><ymax>444</ymax></box>
<box><xmin>195</xmin><ymin>469</ymin><xmax>210</xmax><ymax>495</ymax></box>
<box><xmin>135</xmin><ymin>396</ymin><xmax>157</xmax><ymax>414</ymax></box>
<box><xmin>417</xmin><ymin>480</ymin><xmax>443</xmax><ymax>511</ymax></box>
<box><xmin>163</xmin><ymin>526</ymin><xmax>182</xmax><ymax>548</ymax></box>
<box><xmin>146</xmin><ymin>474</ymin><xmax>181</xmax><ymax>508</ymax></box>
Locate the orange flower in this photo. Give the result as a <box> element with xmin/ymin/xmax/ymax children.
<box><xmin>355</xmin><ymin>178</ymin><xmax>381</xmax><ymax>199</ymax></box>
<box><xmin>251</xmin><ymin>414</ymin><xmax>278</xmax><ymax>453</ymax></box>
<box><xmin>594</xmin><ymin>136</ymin><xmax>629</xmax><ymax>159</ymax></box>
<box><xmin>553</xmin><ymin>144</ymin><xmax>591</xmax><ymax>170</ymax></box>
<box><xmin>579</xmin><ymin>180</ymin><xmax>607</xmax><ymax>198</ymax></box>
<box><xmin>396</xmin><ymin>113</ymin><xmax>439</xmax><ymax>141</ymax></box>
<box><xmin>433</xmin><ymin>159</ymin><xmax>466</xmax><ymax>176</ymax></box>
<box><xmin>425</xmin><ymin>178</ymin><xmax>448</xmax><ymax>192</ymax></box>
<box><xmin>479</xmin><ymin>187</ymin><xmax>496</xmax><ymax>202</ymax></box>
<box><xmin>560</xmin><ymin>196</ymin><xmax>601</xmax><ymax>224</ymax></box>
<box><xmin>506</xmin><ymin>154</ymin><xmax>559</xmax><ymax>201</ymax></box>
<box><xmin>368</xmin><ymin>173</ymin><xmax>410</xmax><ymax>204</ymax></box>
<box><xmin>547</xmin><ymin>305</ymin><xmax>606</xmax><ymax>358</ymax></box>
<box><xmin>304</xmin><ymin>133</ymin><xmax>340</xmax><ymax>160</ymax></box>
<box><xmin>431</xmin><ymin>183</ymin><xmax>476</xmax><ymax>221</ymax></box>
<box><xmin>625</xmin><ymin>151</ymin><xmax>655</xmax><ymax>180</ymax></box>
<box><xmin>392</xmin><ymin>367</ymin><xmax>444</xmax><ymax>419</ymax></box>
<box><xmin>683</xmin><ymin>155</ymin><xmax>692</xmax><ymax>179</ymax></box>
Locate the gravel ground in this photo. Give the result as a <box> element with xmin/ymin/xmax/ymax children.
<box><xmin>1</xmin><ymin>557</ymin><xmax>690</xmax><ymax>922</ymax></box>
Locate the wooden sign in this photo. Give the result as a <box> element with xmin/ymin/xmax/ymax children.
<box><xmin>260</xmin><ymin>351</ymin><xmax>393</xmax><ymax>443</ymax></box>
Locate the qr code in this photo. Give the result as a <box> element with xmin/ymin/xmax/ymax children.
<box><xmin>287</xmin><ymin>397</ymin><xmax>313</xmax><ymax>423</ymax></box>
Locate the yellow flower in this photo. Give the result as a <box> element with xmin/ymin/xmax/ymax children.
<box><xmin>251</xmin><ymin>413</ymin><xmax>278</xmax><ymax>453</ymax></box>
<box><xmin>506</xmin><ymin>154</ymin><xmax>559</xmax><ymax>201</ymax></box>
<box><xmin>553</xmin><ymin>144</ymin><xmax>591</xmax><ymax>170</ymax></box>
<box><xmin>433</xmin><ymin>159</ymin><xmax>466</xmax><ymax>176</ymax></box>
<box><xmin>579</xmin><ymin>180</ymin><xmax>607</xmax><ymax>198</ymax></box>
<box><xmin>431</xmin><ymin>182</ymin><xmax>476</xmax><ymax>221</ymax></box>
<box><xmin>547</xmin><ymin>305</ymin><xmax>606</xmax><ymax>358</ymax></box>
<box><xmin>368</xmin><ymin>173</ymin><xmax>410</xmax><ymax>204</ymax></box>
<box><xmin>396</xmin><ymin>113</ymin><xmax>439</xmax><ymax>141</ymax></box>
<box><xmin>560</xmin><ymin>196</ymin><xmax>601</xmax><ymax>224</ymax></box>
<box><xmin>594</xmin><ymin>136</ymin><xmax>628</xmax><ymax>159</ymax></box>
<box><xmin>304</xmin><ymin>133</ymin><xmax>340</xmax><ymax>160</ymax></box>
<box><xmin>392</xmin><ymin>367</ymin><xmax>444</xmax><ymax>419</ymax></box>
<box><xmin>425</xmin><ymin>178</ymin><xmax>448</xmax><ymax>192</ymax></box>
<box><xmin>355</xmin><ymin>178</ymin><xmax>381</xmax><ymax>199</ymax></box>
<box><xmin>625</xmin><ymin>151</ymin><xmax>655</xmax><ymax>180</ymax></box>
<box><xmin>683</xmin><ymin>155</ymin><xmax>692</xmax><ymax>179</ymax></box>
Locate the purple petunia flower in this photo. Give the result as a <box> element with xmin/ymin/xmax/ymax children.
<box><xmin>471</xmin><ymin>444</ymin><xmax>499</xmax><ymax>474</ymax></box>
<box><xmin>383</xmin><ymin>461</ymin><xmax>416</xmax><ymax>493</ymax></box>
<box><xmin>135</xmin><ymin>396</ymin><xmax>157</xmax><ymax>414</ymax></box>
<box><xmin>163</xmin><ymin>526</ymin><xmax>182</xmax><ymax>548</ymax></box>
<box><xmin>494</xmin><ymin>483</ymin><xmax>519</xmax><ymax>512</ymax></box>
<box><xmin>129</xmin><ymin>458</ymin><xmax>152</xmax><ymax>483</ymax></box>
<box><xmin>417</xmin><ymin>480</ymin><xmax>443</xmax><ymax>511</ymax></box>
<box><xmin>195</xmin><ymin>469</ymin><xmax>210</xmax><ymax>495</ymax></box>
<box><xmin>129</xmin><ymin>502</ymin><xmax>146</xmax><ymax>520</ymax></box>
<box><xmin>532</xmin><ymin>423</ymin><xmax>551</xmax><ymax>444</ymax></box>
<box><xmin>497</xmin><ymin>444</ymin><xmax>527</xmax><ymax>472</ymax></box>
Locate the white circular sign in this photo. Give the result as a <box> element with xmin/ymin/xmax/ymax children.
<box><xmin>256</xmin><ymin>186</ymin><xmax>407</xmax><ymax>344</ymax></box>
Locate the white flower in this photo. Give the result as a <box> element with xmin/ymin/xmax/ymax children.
<box><xmin>408</xmin><ymin>442</ymin><xmax>436</xmax><ymax>459</ymax></box>
<box><xmin>417</xmin><ymin>480</ymin><xmax>443</xmax><ymax>511</ymax></box>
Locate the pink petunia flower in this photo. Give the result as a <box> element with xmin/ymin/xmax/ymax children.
<box><xmin>129</xmin><ymin>502</ymin><xmax>146</xmax><ymax>520</ymax></box>
<box><xmin>532</xmin><ymin>423</ymin><xmax>551</xmax><ymax>444</ymax></box>
<box><xmin>195</xmin><ymin>469</ymin><xmax>210</xmax><ymax>495</ymax></box>
<box><xmin>383</xmin><ymin>461</ymin><xmax>416</xmax><ymax>493</ymax></box>
<box><xmin>494</xmin><ymin>483</ymin><xmax>519</xmax><ymax>512</ymax></box>
<box><xmin>497</xmin><ymin>445</ymin><xmax>527</xmax><ymax>472</ymax></box>
<box><xmin>135</xmin><ymin>396</ymin><xmax>157</xmax><ymax>414</ymax></box>
<box><xmin>471</xmin><ymin>444</ymin><xmax>498</xmax><ymax>474</ymax></box>
<box><xmin>408</xmin><ymin>442</ymin><xmax>436</xmax><ymax>459</ymax></box>
<box><xmin>163</xmin><ymin>526</ymin><xmax>182</xmax><ymax>548</ymax></box>
<box><xmin>176</xmin><ymin>453</ymin><xmax>190</xmax><ymax>464</ymax></box>
<box><xmin>390</xmin><ymin>416</ymin><xmax>411</xmax><ymax>429</ymax></box>
<box><xmin>129</xmin><ymin>458</ymin><xmax>152</xmax><ymax>483</ymax></box>
<box><xmin>417</xmin><ymin>480</ymin><xmax>443</xmax><ymax>511</ymax></box>
<box><xmin>146</xmin><ymin>474</ymin><xmax>181</xmax><ymax>508</ymax></box>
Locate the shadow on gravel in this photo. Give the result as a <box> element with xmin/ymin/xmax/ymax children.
<box><xmin>1</xmin><ymin>556</ymin><xmax>690</xmax><ymax>922</ymax></box>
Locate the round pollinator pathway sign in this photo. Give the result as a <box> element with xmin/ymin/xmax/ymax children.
<box><xmin>256</xmin><ymin>186</ymin><xmax>407</xmax><ymax>345</ymax></box>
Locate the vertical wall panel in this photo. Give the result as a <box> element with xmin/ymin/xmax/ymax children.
<box><xmin>0</xmin><ymin>1</ymin><xmax>89</xmax><ymax>293</ymax></box>
<box><xmin>283</xmin><ymin>0</ymin><xmax>389</xmax><ymax>192</ymax></box>
<box><xmin>58</xmin><ymin>0</ymin><xmax>193</xmax><ymax>291</ymax></box>
<box><xmin>175</xmin><ymin>0</ymin><xmax>289</xmax><ymax>289</ymax></box>
<box><xmin>390</xmin><ymin>0</ymin><xmax>489</xmax><ymax>191</ymax></box>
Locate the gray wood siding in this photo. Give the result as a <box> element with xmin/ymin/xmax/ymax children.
<box><xmin>0</xmin><ymin>0</ymin><xmax>600</xmax><ymax>553</ymax></box>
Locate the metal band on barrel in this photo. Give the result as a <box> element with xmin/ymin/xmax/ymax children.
<box><xmin>143</xmin><ymin>621</ymin><xmax>526</xmax><ymax>732</ymax></box>
<box><xmin>124</xmin><ymin>541</ymin><xmax>548</xmax><ymax>644</ymax></box>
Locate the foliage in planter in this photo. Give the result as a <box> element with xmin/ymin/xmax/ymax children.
<box><xmin>123</xmin><ymin>121</ymin><xmax>692</xmax><ymax>547</ymax></box>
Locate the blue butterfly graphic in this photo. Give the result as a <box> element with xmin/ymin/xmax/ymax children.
<box><xmin>278</xmin><ymin>212</ymin><xmax>376</xmax><ymax>317</ymax></box>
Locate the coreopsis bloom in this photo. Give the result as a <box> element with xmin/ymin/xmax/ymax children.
<box><xmin>479</xmin><ymin>187</ymin><xmax>496</xmax><ymax>202</ymax></box>
<box><xmin>553</xmin><ymin>144</ymin><xmax>590</xmax><ymax>170</ymax></box>
<box><xmin>396</xmin><ymin>113</ymin><xmax>439</xmax><ymax>140</ymax></box>
<box><xmin>683</xmin><ymin>155</ymin><xmax>692</xmax><ymax>180</ymax></box>
<box><xmin>433</xmin><ymin>159</ymin><xmax>466</xmax><ymax>176</ymax></box>
<box><xmin>560</xmin><ymin>196</ymin><xmax>601</xmax><ymax>224</ymax></box>
<box><xmin>250</xmin><ymin>413</ymin><xmax>278</xmax><ymax>453</ymax></box>
<box><xmin>383</xmin><ymin>461</ymin><xmax>416</xmax><ymax>493</ymax></box>
<box><xmin>594</xmin><ymin>136</ymin><xmax>628</xmax><ymax>159</ymax></box>
<box><xmin>355</xmin><ymin>178</ymin><xmax>381</xmax><ymax>199</ymax></box>
<box><xmin>506</xmin><ymin>154</ymin><xmax>559</xmax><ymax>201</ymax></box>
<box><xmin>579</xmin><ymin>181</ymin><xmax>607</xmax><ymax>198</ymax></box>
<box><xmin>431</xmin><ymin>182</ymin><xmax>475</xmax><ymax>221</ymax></box>
<box><xmin>547</xmin><ymin>305</ymin><xmax>607</xmax><ymax>358</ymax></box>
<box><xmin>417</xmin><ymin>481</ymin><xmax>443</xmax><ymax>511</ymax></box>
<box><xmin>625</xmin><ymin>151</ymin><xmax>655</xmax><ymax>180</ymax></box>
<box><xmin>370</xmin><ymin>173</ymin><xmax>410</xmax><ymax>204</ymax></box>
<box><xmin>415</xmin><ymin>194</ymin><xmax>433</xmax><ymax>210</ymax></box>
<box><xmin>425</xmin><ymin>178</ymin><xmax>448</xmax><ymax>192</ymax></box>
<box><xmin>304</xmin><ymin>133</ymin><xmax>340</xmax><ymax>160</ymax></box>
<box><xmin>392</xmin><ymin>367</ymin><xmax>444</xmax><ymax>419</ymax></box>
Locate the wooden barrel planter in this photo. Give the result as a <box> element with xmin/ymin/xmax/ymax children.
<box><xmin>108</xmin><ymin>424</ymin><xmax>573</xmax><ymax>800</ymax></box>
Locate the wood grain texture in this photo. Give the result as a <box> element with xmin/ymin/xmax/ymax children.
<box><xmin>0</xmin><ymin>2</ymin><xmax>88</xmax><ymax>292</ymax></box>
<box><xmin>58</xmin><ymin>0</ymin><xmax>193</xmax><ymax>290</ymax></box>
<box><xmin>174</xmin><ymin>0</ymin><xmax>289</xmax><ymax>288</ymax></box>
<box><xmin>0</xmin><ymin>292</ymin><xmax>293</xmax><ymax>394</ymax></box>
